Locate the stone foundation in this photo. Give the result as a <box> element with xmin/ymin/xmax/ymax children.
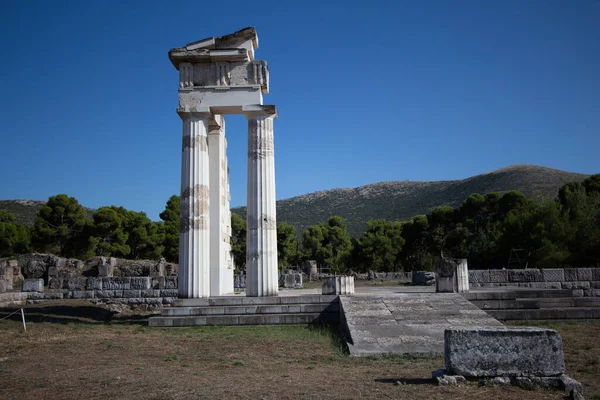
<box><xmin>469</xmin><ymin>267</ymin><xmax>600</xmax><ymax>296</ymax></box>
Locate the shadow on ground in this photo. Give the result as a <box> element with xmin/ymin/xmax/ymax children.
<box><xmin>0</xmin><ymin>304</ymin><xmax>152</xmax><ymax>325</ymax></box>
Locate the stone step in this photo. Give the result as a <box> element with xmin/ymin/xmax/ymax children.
<box><xmin>537</xmin><ymin>298</ymin><xmax>576</xmax><ymax>308</ymax></box>
<box><xmin>148</xmin><ymin>312</ymin><xmax>339</xmax><ymax>327</ymax></box>
<box><xmin>173</xmin><ymin>294</ymin><xmax>337</xmax><ymax>307</ymax></box>
<box><xmin>470</xmin><ymin>299</ymin><xmax>540</xmax><ymax>310</ymax></box>
<box><xmin>575</xmin><ymin>298</ymin><xmax>600</xmax><ymax>307</ymax></box>
<box><xmin>464</xmin><ymin>289</ymin><xmax>574</xmax><ymax>302</ymax></box>
<box><xmin>485</xmin><ymin>307</ymin><xmax>600</xmax><ymax>320</ymax></box>
<box><xmin>513</xmin><ymin>289</ymin><xmax>573</xmax><ymax>298</ymax></box>
<box><xmin>161</xmin><ymin>303</ymin><xmax>338</xmax><ymax>316</ymax></box>
<box><xmin>463</xmin><ymin>292</ymin><xmax>517</xmax><ymax>301</ymax></box>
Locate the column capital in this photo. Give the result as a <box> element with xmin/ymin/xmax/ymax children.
<box><xmin>242</xmin><ymin>104</ymin><xmax>277</xmax><ymax>120</ymax></box>
<box><xmin>177</xmin><ymin>106</ymin><xmax>212</xmax><ymax>120</ymax></box>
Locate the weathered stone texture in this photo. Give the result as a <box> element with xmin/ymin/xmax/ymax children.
<box><xmin>445</xmin><ymin>328</ymin><xmax>565</xmax><ymax>377</ymax></box>
<box><xmin>160</xmin><ymin>289</ymin><xmax>179</xmax><ymax>297</ymax></box>
<box><xmin>541</xmin><ymin>269</ymin><xmax>565</xmax><ymax>282</ymax></box>
<box><xmin>123</xmin><ymin>290</ymin><xmax>141</xmax><ymax>298</ymax></box>
<box><xmin>72</xmin><ymin>290</ymin><xmax>94</xmax><ymax>299</ymax></box>
<box><xmin>141</xmin><ymin>289</ymin><xmax>160</xmax><ymax>298</ymax></box>
<box><xmin>151</xmin><ymin>277</ymin><xmax>166</xmax><ymax>289</ymax></box>
<box><xmin>561</xmin><ymin>282</ymin><xmax>590</xmax><ymax>290</ymax></box>
<box><xmin>564</xmin><ymin>268</ymin><xmax>579</xmax><ymax>282</ymax></box>
<box><xmin>488</xmin><ymin>269</ymin><xmax>508</xmax><ymax>283</ymax></box>
<box><xmin>322</xmin><ymin>276</ymin><xmax>354</xmax><ymax>295</ymax></box>
<box><xmin>164</xmin><ymin>277</ymin><xmax>178</xmax><ymax>289</ymax></box>
<box><xmin>508</xmin><ymin>269</ymin><xmax>543</xmax><ymax>283</ymax></box>
<box><xmin>86</xmin><ymin>277</ymin><xmax>102</xmax><ymax>290</ymax></box>
<box><xmin>469</xmin><ymin>270</ymin><xmax>490</xmax><ymax>284</ymax></box>
<box><xmin>98</xmin><ymin>264</ymin><xmax>113</xmax><ymax>277</ymax></box>
<box><xmin>0</xmin><ymin>280</ymin><xmax>6</xmax><ymax>293</ymax></box>
<box><xmin>102</xmin><ymin>277</ymin><xmax>131</xmax><ymax>290</ymax></box>
<box><xmin>592</xmin><ymin>268</ymin><xmax>600</xmax><ymax>281</ymax></box>
<box><xmin>131</xmin><ymin>277</ymin><xmax>151</xmax><ymax>290</ymax></box>
<box><xmin>577</xmin><ymin>268</ymin><xmax>593</xmax><ymax>282</ymax></box>
<box><xmin>22</xmin><ymin>279</ymin><xmax>44</xmax><ymax>292</ymax></box>
<box><xmin>47</xmin><ymin>277</ymin><xmax>63</xmax><ymax>290</ymax></box>
<box><xmin>67</xmin><ymin>278</ymin><xmax>87</xmax><ymax>291</ymax></box>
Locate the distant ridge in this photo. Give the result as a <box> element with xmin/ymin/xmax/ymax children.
<box><xmin>0</xmin><ymin>165</ymin><xmax>590</xmax><ymax>237</ymax></box>
<box><xmin>233</xmin><ymin>164</ymin><xmax>589</xmax><ymax>237</ymax></box>
<box><xmin>0</xmin><ymin>199</ymin><xmax>94</xmax><ymax>226</ymax></box>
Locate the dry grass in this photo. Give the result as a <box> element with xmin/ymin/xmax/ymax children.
<box><xmin>509</xmin><ymin>319</ymin><xmax>600</xmax><ymax>399</ymax></box>
<box><xmin>0</xmin><ymin>304</ymin><xmax>597</xmax><ymax>399</ymax></box>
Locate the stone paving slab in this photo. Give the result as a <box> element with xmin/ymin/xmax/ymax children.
<box><xmin>341</xmin><ymin>293</ymin><xmax>503</xmax><ymax>356</ymax></box>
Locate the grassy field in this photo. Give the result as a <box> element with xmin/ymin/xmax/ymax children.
<box><xmin>0</xmin><ymin>304</ymin><xmax>598</xmax><ymax>399</ymax></box>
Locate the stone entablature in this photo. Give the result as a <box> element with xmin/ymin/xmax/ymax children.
<box><xmin>171</xmin><ymin>27</ymin><xmax>269</xmax><ymax>115</ymax></box>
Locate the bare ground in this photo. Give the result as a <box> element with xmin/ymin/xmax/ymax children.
<box><xmin>0</xmin><ymin>303</ymin><xmax>598</xmax><ymax>400</ymax></box>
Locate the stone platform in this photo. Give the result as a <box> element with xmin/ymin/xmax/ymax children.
<box><xmin>465</xmin><ymin>288</ymin><xmax>600</xmax><ymax>320</ymax></box>
<box><xmin>148</xmin><ymin>294</ymin><xmax>339</xmax><ymax>327</ymax></box>
<box><xmin>340</xmin><ymin>293</ymin><xmax>503</xmax><ymax>356</ymax></box>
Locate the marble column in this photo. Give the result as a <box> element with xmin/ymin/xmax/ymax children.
<box><xmin>208</xmin><ymin>115</ymin><xmax>232</xmax><ymax>295</ymax></box>
<box><xmin>178</xmin><ymin>111</ymin><xmax>211</xmax><ymax>298</ymax></box>
<box><xmin>245</xmin><ymin>108</ymin><xmax>278</xmax><ymax>297</ymax></box>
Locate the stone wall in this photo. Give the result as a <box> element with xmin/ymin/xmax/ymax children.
<box><xmin>22</xmin><ymin>276</ymin><xmax>179</xmax><ymax>307</ymax></box>
<box><xmin>469</xmin><ymin>268</ymin><xmax>600</xmax><ymax>297</ymax></box>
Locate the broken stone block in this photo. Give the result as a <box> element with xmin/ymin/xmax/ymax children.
<box><xmin>22</xmin><ymin>279</ymin><xmax>44</xmax><ymax>292</ymax></box>
<box><xmin>412</xmin><ymin>271</ymin><xmax>436</xmax><ymax>285</ymax></box>
<box><xmin>151</xmin><ymin>277</ymin><xmax>166</xmax><ymax>289</ymax></box>
<box><xmin>98</xmin><ymin>264</ymin><xmax>113</xmax><ymax>277</ymax></box>
<box><xmin>164</xmin><ymin>276</ymin><xmax>177</xmax><ymax>289</ymax></box>
<box><xmin>445</xmin><ymin>327</ymin><xmax>565</xmax><ymax>377</ymax></box>
<box><xmin>150</xmin><ymin>259</ymin><xmax>165</xmax><ymax>277</ymax></box>
<box><xmin>47</xmin><ymin>266</ymin><xmax>58</xmax><ymax>277</ymax></box>
<box><xmin>47</xmin><ymin>277</ymin><xmax>63</xmax><ymax>290</ymax></box>
<box><xmin>322</xmin><ymin>276</ymin><xmax>354</xmax><ymax>295</ymax></box>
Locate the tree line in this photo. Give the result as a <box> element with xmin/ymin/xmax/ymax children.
<box><xmin>1</xmin><ymin>174</ymin><xmax>599</xmax><ymax>272</ymax></box>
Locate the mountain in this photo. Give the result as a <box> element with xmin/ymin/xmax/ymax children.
<box><xmin>0</xmin><ymin>200</ymin><xmax>94</xmax><ymax>226</ymax></box>
<box><xmin>1</xmin><ymin>165</ymin><xmax>590</xmax><ymax>236</ymax></box>
<box><xmin>0</xmin><ymin>200</ymin><xmax>46</xmax><ymax>225</ymax></box>
<box><xmin>232</xmin><ymin>164</ymin><xmax>589</xmax><ymax>237</ymax></box>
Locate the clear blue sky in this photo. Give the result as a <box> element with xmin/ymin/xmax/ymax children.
<box><xmin>1</xmin><ymin>0</ymin><xmax>598</xmax><ymax>220</ymax></box>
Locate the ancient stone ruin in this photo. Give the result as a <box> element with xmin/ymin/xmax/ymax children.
<box><xmin>170</xmin><ymin>27</ymin><xmax>278</xmax><ymax>298</ymax></box>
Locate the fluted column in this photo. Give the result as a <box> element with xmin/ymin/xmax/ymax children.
<box><xmin>245</xmin><ymin>106</ymin><xmax>278</xmax><ymax>297</ymax></box>
<box><xmin>178</xmin><ymin>110</ymin><xmax>211</xmax><ymax>298</ymax></box>
<box><xmin>208</xmin><ymin>115</ymin><xmax>232</xmax><ymax>295</ymax></box>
